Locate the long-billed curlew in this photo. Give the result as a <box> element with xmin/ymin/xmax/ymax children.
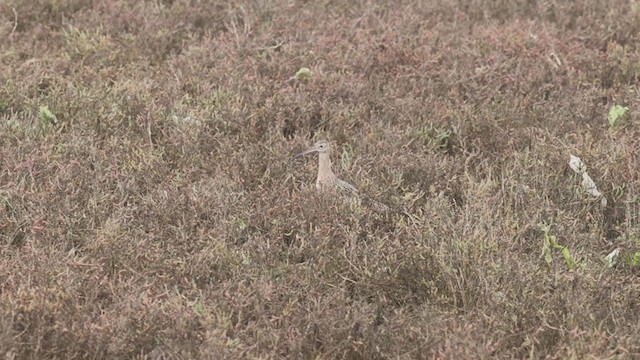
<box><xmin>289</xmin><ymin>140</ymin><xmax>390</xmax><ymax>212</ymax></box>
<box><xmin>289</xmin><ymin>140</ymin><xmax>357</xmax><ymax>194</ymax></box>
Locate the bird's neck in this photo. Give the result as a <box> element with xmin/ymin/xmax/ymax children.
<box><xmin>317</xmin><ymin>153</ymin><xmax>336</xmax><ymax>184</ymax></box>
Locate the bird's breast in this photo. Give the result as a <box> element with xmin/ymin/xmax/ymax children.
<box><xmin>316</xmin><ymin>175</ymin><xmax>336</xmax><ymax>192</ymax></box>
<box><xmin>316</xmin><ymin>178</ymin><xmax>330</xmax><ymax>191</ymax></box>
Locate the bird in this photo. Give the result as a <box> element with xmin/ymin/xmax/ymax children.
<box><xmin>289</xmin><ymin>140</ymin><xmax>358</xmax><ymax>194</ymax></box>
<box><xmin>289</xmin><ymin>140</ymin><xmax>390</xmax><ymax>212</ymax></box>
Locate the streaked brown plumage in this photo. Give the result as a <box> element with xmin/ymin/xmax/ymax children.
<box><xmin>289</xmin><ymin>140</ymin><xmax>389</xmax><ymax>212</ymax></box>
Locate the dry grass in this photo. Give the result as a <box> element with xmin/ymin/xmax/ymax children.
<box><xmin>1</xmin><ymin>0</ymin><xmax>640</xmax><ymax>358</ymax></box>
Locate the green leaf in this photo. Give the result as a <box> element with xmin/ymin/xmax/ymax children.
<box><xmin>540</xmin><ymin>223</ymin><xmax>552</xmax><ymax>264</ymax></box>
<box><xmin>539</xmin><ymin>223</ymin><xmax>575</xmax><ymax>270</ymax></box>
<box><xmin>39</xmin><ymin>105</ymin><xmax>58</xmax><ymax>125</ymax></box>
<box><xmin>543</xmin><ymin>246</ymin><xmax>553</xmax><ymax>264</ymax></box>
<box><xmin>561</xmin><ymin>247</ymin><xmax>575</xmax><ymax>270</ymax></box>
<box><xmin>608</xmin><ymin>104</ymin><xmax>629</xmax><ymax>127</ymax></box>
<box><xmin>291</xmin><ymin>67</ymin><xmax>312</xmax><ymax>81</ymax></box>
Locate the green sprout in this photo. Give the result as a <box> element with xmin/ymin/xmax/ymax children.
<box><xmin>608</xmin><ymin>104</ymin><xmax>629</xmax><ymax>127</ymax></box>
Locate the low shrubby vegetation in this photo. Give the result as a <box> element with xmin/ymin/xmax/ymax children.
<box><xmin>1</xmin><ymin>0</ymin><xmax>639</xmax><ymax>358</ymax></box>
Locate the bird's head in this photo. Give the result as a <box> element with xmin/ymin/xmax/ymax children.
<box><xmin>289</xmin><ymin>140</ymin><xmax>331</xmax><ymax>161</ymax></box>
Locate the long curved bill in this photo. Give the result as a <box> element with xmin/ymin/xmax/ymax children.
<box><xmin>288</xmin><ymin>145</ymin><xmax>319</xmax><ymax>162</ymax></box>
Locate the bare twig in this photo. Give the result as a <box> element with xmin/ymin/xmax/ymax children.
<box><xmin>11</xmin><ymin>8</ymin><xmax>18</xmax><ymax>35</ymax></box>
<box><xmin>253</xmin><ymin>40</ymin><xmax>285</xmax><ymax>52</ymax></box>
